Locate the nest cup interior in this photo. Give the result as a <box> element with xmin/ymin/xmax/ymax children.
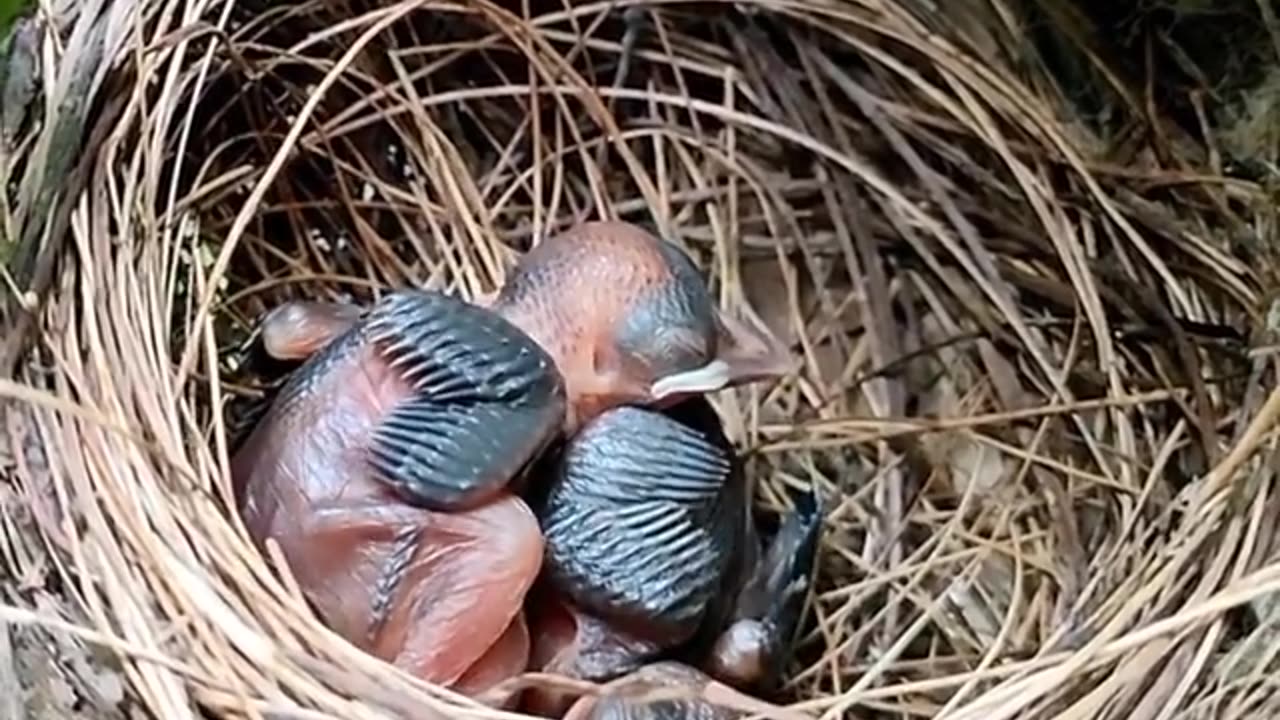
<box><xmin>3</xmin><ymin>1</ymin><xmax>1274</xmax><ymax>719</ymax></box>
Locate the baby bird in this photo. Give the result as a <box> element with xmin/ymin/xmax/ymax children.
<box><xmin>559</xmin><ymin>489</ymin><xmax>823</xmax><ymax>720</ymax></box>
<box><xmin>230</xmin><ymin>220</ymin><xmax>794</xmax><ymax>702</ymax></box>
<box><xmin>231</xmin><ymin>290</ymin><xmax>565</xmax><ymax>701</ymax></box>
<box><xmin>487</xmin><ymin>221</ymin><xmax>791</xmax><ymax>430</ymax></box>
<box><xmin>526</xmin><ymin>397</ymin><xmax>822</xmax><ymax>717</ymax></box>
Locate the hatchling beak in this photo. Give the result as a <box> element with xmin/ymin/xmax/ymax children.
<box><xmin>649</xmin><ymin>310</ymin><xmax>793</xmax><ymax>401</ymax></box>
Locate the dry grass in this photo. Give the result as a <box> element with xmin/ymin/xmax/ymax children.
<box><xmin>1</xmin><ymin>0</ymin><xmax>1278</xmax><ymax>718</ymax></box>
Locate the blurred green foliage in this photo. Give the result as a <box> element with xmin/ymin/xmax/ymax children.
<box><xmin>0</xmin><ymin>0</ymin><xmax>30</xmax><ymax>42</ymax></box>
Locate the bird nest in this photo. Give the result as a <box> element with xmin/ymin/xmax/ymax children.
<box><xmin>2</xmin><ymin>1</ymin><xmax>1279</xmax><ymax>719</ymax></box>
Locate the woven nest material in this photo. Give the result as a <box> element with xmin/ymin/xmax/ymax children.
<box><xmin>2</xmin><ymin>1</ymin><xmax>1279</xmax><ymax>718</ymax></box>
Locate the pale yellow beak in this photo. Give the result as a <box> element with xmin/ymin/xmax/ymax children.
<box><xmin>649</xmin><ymin>310</ymin><xmax>792</xmax><ymax>400</ymax></box>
